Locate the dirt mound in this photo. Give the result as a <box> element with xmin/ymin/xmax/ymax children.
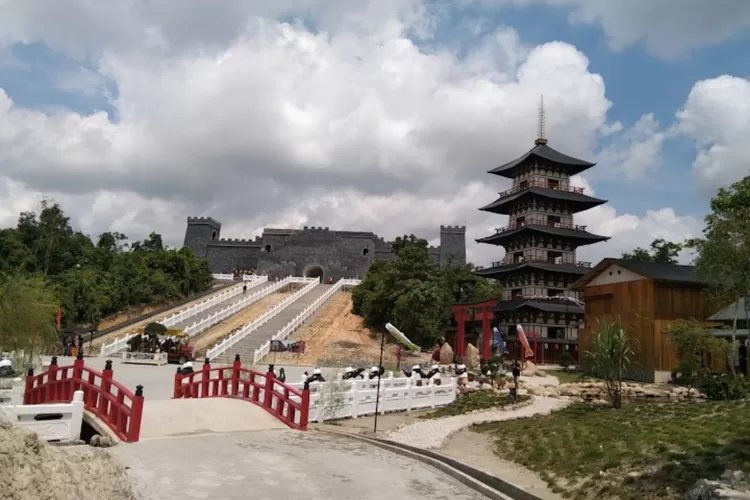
<box><xmin>273</xmin><ymin>292</ymin><xmax>432</xmax><ymax>367</ymax></box>
<box><xmin>0</xmin><ymin>421</ymin><xmax>137</xmax><ymax>500</ymax></box>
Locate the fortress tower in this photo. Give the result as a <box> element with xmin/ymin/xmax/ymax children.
<box><xmin>476</xmin><ymin>100</ymin><xmax>609</xmax><ymax>349</ymax></box>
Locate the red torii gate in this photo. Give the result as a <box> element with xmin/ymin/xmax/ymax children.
<box><xmin>451</xmin><ymin>300</ymin><xmax>495</xmax><ymax>361</ymax></box>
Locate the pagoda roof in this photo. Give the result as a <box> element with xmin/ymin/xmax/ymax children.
<box><xmin>489</xmin><ymin>143</ymin><xmax>595</xmax><ymax>179</ymax></box>
<box><xmin>477</xmin><ymin>223</ymin><xmax>610</xmax><ymax>247</ymax></box>
<box><xmin>474</xmin><ymin>260</ymin><xmax>592</xmax><ymax>279</ymax></box>
<box><xmin>493</xmin><ymin>298</ymin><xmax>584</xmax><ymax>315</ymax></box>
<box><xmin>480</xmin><ymin>187</ymin><xmax>607</xmax><ymax>215</ymax></box>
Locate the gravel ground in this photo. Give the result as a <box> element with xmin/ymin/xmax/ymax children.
<box><xmin>384</xmin><ymin>396</ymin><xmax>571</xmax><ymax>449</ymax></box>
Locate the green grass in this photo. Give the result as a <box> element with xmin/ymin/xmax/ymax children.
<box><xmin>420</xmin><ymin>390</ymin><xmax>530</xmax><ymax>419</ymax></box>
<box><xmin>472</xmin><ymin>401</ymin><xmax>750</xmax><ymax>500</ymax></box>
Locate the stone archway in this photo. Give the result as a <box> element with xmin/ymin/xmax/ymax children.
<box><xmin>303</xmin><ymin>264</ymin><xmax>325</xmax><ymax>283</ymax></box>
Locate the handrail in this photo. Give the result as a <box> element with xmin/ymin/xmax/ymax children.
<box><xmin>494</xmin><ymin>218</ymin><xmax>588</xmax><ymax>233</ymax></box>
<box><xmin>206</xmin><ymin>279</ymin><xmax>320</xmax><ymax>361</ymax></box>
<box><xmin>253</xmin><ymin>279</ymin><xmax>362</xmax><ymax>364</ymax></box>
<box><xmin>99</xmin><ymin>277</ymin><xmax>268</xmax><ymax>356</ymax></box>
<box><xmin>497</xmin><ymin>179</ymin><xmax>585</xmax><ymax>198</ymax></box>
<box><xmin>182</xmin><ymin>277</ymin><xmax>295</xmax><ymax>337</ymax></box>
<box><xmin>490</xmin><ymin>258</ymin><xmax>592</xmax><ymax>268</ymax></box>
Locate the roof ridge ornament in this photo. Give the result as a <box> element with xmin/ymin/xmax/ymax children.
<box><xmin>535</xmin><ymin>95</ymin><xmax>547</xmax><ymax>146</ymax></box>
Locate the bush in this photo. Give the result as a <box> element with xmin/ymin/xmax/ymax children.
<box><xmin>696</xmin><ymin>373</ymin><xmax>750</xmax><ymax>400</ymax></box>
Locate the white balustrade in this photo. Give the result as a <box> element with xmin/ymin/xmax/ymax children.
<box><xmin>206</xmin><ymin>278</ymin><xmax>320</xmax><ymax>361</ymax></box>
<box><xmin>99</xmin><ymin>277</ymin><xmax>267</xmax><ymax>356</ymax></box>
<box><xmin>212</xmin><ymin>273</ymin><xmax>234</xmax><ymax>280</ymax></box>
<box><xmin>252</xmin><ymin>278</ymin><xmax>362</xmax><ymax>364</ymax></box>
<box><xmin>286</xmin><ymin>377</ymin><xmax>456</xmax><ymax>422</ymax></box>
<box><xmin>182</xmin><ymin>277</ymin><xmax>296</xmax><ymax>337</ymax></box>
<box><xmin>0</xmin><ymin>390</ymin><xmax>84</xmax><ymax>441</ymax></box>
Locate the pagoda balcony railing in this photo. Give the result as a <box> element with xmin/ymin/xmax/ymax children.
<box><xmin>497</xmin><ymin>179</ymin><xmax>585</xmax><ymax>199</ymax></box>
<box><xmin>491</xmin><ymin>258</ymin><xmax>592</xmax><ymax>268</ymax></box>
<box><xmin>495</xmin><ymin>218</ymin><xmax>588</xmax><ymax>233</ymax></box>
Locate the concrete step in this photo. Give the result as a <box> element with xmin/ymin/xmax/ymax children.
<box><xmin>214</xmin><ymin>284</ymin><xmax>332</xmax><ymax>364</ymax></box>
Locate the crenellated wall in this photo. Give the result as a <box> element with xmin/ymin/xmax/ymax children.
<box><xmin>183</xmin><ymin>218</ymin><xmax>466</xmax><ymax>280</ymax></box>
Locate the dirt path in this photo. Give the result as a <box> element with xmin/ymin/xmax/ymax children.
<box><xmin>273</xmin><ymin>292</ymin><xmax>432</xmax><ymax>367</ymax></box>
<box><xmin>191</xmin><ymin>291</ymin><xmax>294</xmax><ymax>357</ymax></box>
<box><xmin>440</xmin><ymin>428</ymin><xmax>563</xmax><ymax>500</ymax></box>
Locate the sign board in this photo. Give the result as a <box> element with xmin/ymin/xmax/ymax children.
<box><xmin>121</xmin><ymin>351</ymin><xmax>168</xmax><ymax>366</ymax></box>
<box><xmin>270</xmin><ymin>340</ymin><xmax>306</xmax><ymax>353</ymax></box>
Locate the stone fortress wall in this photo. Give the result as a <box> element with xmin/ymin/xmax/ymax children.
<box><xmin>183</xmin><ymin>217</ymin><xmax>467</xmax><ymax>280</ymax></box>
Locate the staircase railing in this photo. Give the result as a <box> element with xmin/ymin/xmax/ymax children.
<box><xmin>99</xmin><ymin>277</ymin><xmax>267</xmax><ymax>356</ymax></box>
<box><xmin>206</xmin><ymin>279</ymin><xmax>320</xmax><ymax>361</ymax></box>
<box><xmin>252</xmin><ymin>279</ymin><xmax>361</xmax><ymax>364</ymax></box>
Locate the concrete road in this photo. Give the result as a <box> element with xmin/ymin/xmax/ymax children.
<box><xmin>113</xmin><ymin>430</ymin><xmax>488</xmax><ymax>500</ymax></box>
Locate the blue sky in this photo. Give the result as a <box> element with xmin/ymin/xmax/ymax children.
<box><xmin>0</xmin><ymin>1</ymin><xmax>747</xmax><ymax>262</ymax></box>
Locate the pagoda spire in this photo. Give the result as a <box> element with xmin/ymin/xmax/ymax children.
<box><xmin>535</xmin><ymin>95</ymin><xmax>547</xmax><ymax>146</ymax></box>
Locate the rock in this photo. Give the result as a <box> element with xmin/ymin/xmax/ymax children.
<box><xmin>99</xmin><ymin>436</ymin><xmax>115</xmax><ymax>448</ymax></box>
<box><xmin>90</xmin><ymin>434</ymin><xmax>101</xmax><ymax>447</ymax></box>
<box><xmin>465</xmin><ymin>344</ymin><xmax>480</xmax><ymax>372</ymax></box>
<box><xmin>688</xmin><ymin>471</ymin><xmax>750</xmax><ymax>500</ymax></box>
<box><xmin>439</xmin><ymin>343</ymin><xmax>454</xmax><ymax>365</ymax></box>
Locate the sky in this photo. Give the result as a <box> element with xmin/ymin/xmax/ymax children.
<box><xmin>0</xmin><ymin>0</ymin><xmax>748</xmax><ymax>267</ymax></box>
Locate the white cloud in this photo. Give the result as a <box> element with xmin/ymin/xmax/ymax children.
<box><xmin>495</xmin><ymin>0</ymin><xmax>750</xmax><ymax>59</ymax></box>
<box><xmin>676</xmin><ymin>75</ymin><xmax>750</xmax><ymax>195</ymax></box>
<box><xmin>595</xmin><ymin>113</ymin><xmax>667</xmax><ymax>180</ymax></box>
<box><xmin>0</xmin><ymin>2</ymin><xmax>713</xmax><ymax>269</ymax></box>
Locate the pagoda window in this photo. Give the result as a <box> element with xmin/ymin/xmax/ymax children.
<box><xmin>547</xmin><ymin>288</ymin><xmax>564</xmax><ymax>297</ymax></box>
<box><xmin>511</xmin><ymin>288</ymin><xmax>523</xmax><ymax>298</ymax></box>
<box><xmin>547</xmin><ymin>250</ymin><xmax>563</xmax><ymax>264</ymax></box>
<box><xmin>548</xmin><ymin>327</ymin><xmax>565</xmax><ymax>339</ymax></box>
<box><xmin>547</xmin><ymin>215</ymin><xmax>561</xmax><ymax>227</ymax></box>
<box><xmin>519</xmin><ymin>180</ymin><xmax>529</xmax><ymax>190</ymax></box>
<box><xmin>513</xmin><ymin>251</ymin><xmax>524</xmax><ymax>263</ymax></box>
<box><xmin>515</xmin><ymin>216</ymin><xmax>526</xmax><ymax>227</ymax></box>
<box><xmin>547</xmin><ymin>178</ymin><xmax>560</xmax><ymax>189</ymax></box>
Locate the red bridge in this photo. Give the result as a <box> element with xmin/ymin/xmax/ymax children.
<box><xmin>24</xmin><ymin>355</ymin><xmax>144</xmax><ymax>442</ymax></box>
<box><xmin>24</xmin><ymin>354</ymin><xmax>311</xmax><ymax>442</ymax></box>
<box><xmin>173</xmin><ymin>355</ymin><xmax>311</xmax><ymax>431</ymax></box>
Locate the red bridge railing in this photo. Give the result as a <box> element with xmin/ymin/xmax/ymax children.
<box><xmin>24</xmin><ymin>354</ymin><xmax>144</xmax><ymax>443</ymax></box>
<box><xmin>173</xmin><ymin>355</ymin><xmax>310</xmax><ymax>431</ymax></box>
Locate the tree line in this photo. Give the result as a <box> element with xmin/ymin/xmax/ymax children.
<box><xmin>0</xmin><ymin>201</ymin><xmax>213</xmax><ymax>334</ymax></box>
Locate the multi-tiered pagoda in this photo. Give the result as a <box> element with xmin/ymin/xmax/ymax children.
<box><xmin>476</xmin><ymin>128</ymin><xmax>609</xmax><ymax>357</ymax></box>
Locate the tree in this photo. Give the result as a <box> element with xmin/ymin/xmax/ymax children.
<box><xmin>687</xmin><ymin>176</ymin><xmax>750</xmax><ymax>372</ymax></box>
<box><xmin>621</xmin><ymin>238</ymin><xmax>683</xmax><ymax>264</ymax></box>
<box><xmin>0</xmin><ymin>274</ymin><xmax>60</xmax><ymax>369</ymax></box>
<box><xmin>0</xmin><ymin>200</ymin><xmax>214</xmax><ymax>329</ymax></box>
<box><xmin>584</xmin><ymin>321</ymin><xmax>635</xmax><ymax>409</ymax></box>
<box><xmin>352</xmin><ymin>235</ymin><xmax>501</xmax><ymax>347</ymax></box>
<box><xmin>665</xmin><ymin>319</ymin><xmax>729</xmax><ymax>384</ymax></box>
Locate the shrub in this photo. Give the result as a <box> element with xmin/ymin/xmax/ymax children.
<box><xmin>696</xmin><ymin>373</ymin><xmax>750</xmax><ymax>400</ymax></box>
<box><xmin>559</xmin><ymin>351</ymin><xmax>574</xmax><ymax>370</ymax></box>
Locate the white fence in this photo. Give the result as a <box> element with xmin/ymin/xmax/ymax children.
<box><xmin>99</xmin><ymin>277</ymin><xmax>267</xmax><ymax>356</ymax></box>
<box><xmin>253</xmin><ymin>278</ymin><xmax>361</xmax><ymax>364</ymax></box>
<box><xmin>183</xmin><ymin>277</ymin><xmax>298</xmax><ymax>337</ymax></box>
<box><xmin>286</xmin><ymin>376</ymin><xmax>456</xmax><ymax>422</ymax></box>
<box><xmin>212</xmin><ymin>273</ymin><xmax>262</xmax><ymax>282</ymax></box>
<box><xmin>0</xmin><ymin>390</ymin><xmax>84</xmax><ymax>441</ymax></box>
<box><xmin>206</xmin><ymin>278</ymin><xmax>320</xmax><ymax>361</ymax></box>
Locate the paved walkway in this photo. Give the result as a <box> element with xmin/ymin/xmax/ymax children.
<box><xmin>138</xmin><ymin>398</ymin><xmax>286</xmax><ymax>439</ymax></box>
<box><xmin>113</xmin><ymin>430</ymin><xmax>489</xmax><ymax>500</ymax></box>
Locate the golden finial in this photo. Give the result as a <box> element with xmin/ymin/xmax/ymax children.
<box><xmin>535</xmin><ymin>95</ymin><xmax>547</xmax><ymax>146</ymax></box>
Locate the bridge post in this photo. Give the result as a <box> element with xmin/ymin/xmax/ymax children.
<box><xmin>47</xmin><ymin>356</ymin><xmax>58</xmax><ymax>401</ymax></box>
<box><xmin>99</xmin><ymin>360</ymin><xmax>113</xmax><ymax>415</ymax></box>
<box><xmin>232</xmin><ymin>355</ymin><xmax>241</xmax><ymax>396</ymax></box>
<box><xmin>173</xmin><ymin>366</ymin><xmax>184</xmax><ymax>399</ymax></box>
<box><xmin>73</xmin><ymin>352</ymin><xmax>84</xmax><ymax>396</ymax></box>
<box><xmin>300</xmin><ymin>381</ymin><xmax>311</xmax><ymax>431</ymax></box>
<box><xmin>23</xmin><ymin>367</ymin><xmax>34</xmax><ymax>404</ymax></box>
<box><xmin>127</xmin><ymin>385</ymin><xmax>144</xmax><ymax>443</ymax></box>
<box><xmin>201</xmin><ymin>358</ymin><xmax>210</xmax><ymax>398</ymax></box>
<box><xmin>263</xmin><ymin>366</ymin><xmax>275</xmax><ymax>409</ymax></box>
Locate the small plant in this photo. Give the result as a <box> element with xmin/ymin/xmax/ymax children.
<box><xmin>696</xmin><ymin>373</ymin><xmax>750</xmax><ymax>400</ymax></box>
<box><xmin>316</xmin><ymin>378</ymin><xmax>350</xmax><ymax>421</ymax></box>
<box><xmin>584</xmin><ymin>320</ymin><xmax>634</xmax><ymax>409</ymax></box>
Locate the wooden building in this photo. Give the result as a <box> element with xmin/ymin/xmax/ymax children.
<box><xmin>474</xmin><ymin>125</ymin><xmax>609</xmax><ymax>363</ymax></box>
<box><xmin>569</xmin><ymin>258</ymin><xmax>713</xmax><ymax>382</ymax></box>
